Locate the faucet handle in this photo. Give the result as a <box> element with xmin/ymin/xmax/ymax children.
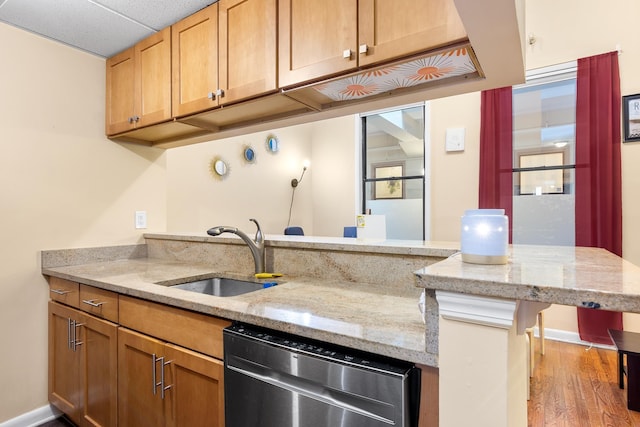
<box><xmin>249</xmin><ymin>218</ymin><xmax>263</xmax><ymax>243</ymax></box>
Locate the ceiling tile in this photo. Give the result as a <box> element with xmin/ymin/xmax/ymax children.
<box><xmin>0</xmin><ymin>0</ymin><xmax>154</xmax><ymax>57</ymax></box>
<box><xmin>95</xmin><ymin>0</ymin><xmax>215</xmax><ymax>30</ymax></box>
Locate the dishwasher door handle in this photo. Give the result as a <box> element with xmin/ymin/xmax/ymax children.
<box><xmin>226</xmin><ymin>357</ymin><xmax>395</xmax><ymax>425</ymax></box>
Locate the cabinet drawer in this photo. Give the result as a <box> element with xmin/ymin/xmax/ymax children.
<box><xmin>79</xmin><ymin>284</ymin><xmax>119</xmax><ymax>323</ymax></box>
<box><xmin>48</xmin><ymin>277</ymin><xmax>80</xmax><ymax>308</ymax></box>
<box><xmin>119</xmin><ymin>295</ymin><xmax>230</xmax><ymax>359</ymax></box>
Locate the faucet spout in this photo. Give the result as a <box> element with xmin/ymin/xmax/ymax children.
<box><xmin>206</xmin><ymin>219</ymin><xmax>265</xmax><ymax>274</ymax></box>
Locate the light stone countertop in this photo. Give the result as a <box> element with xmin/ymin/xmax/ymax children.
<box><xmin>416</xmin><ymin>245</ymin><xmax>640</xmax><ymax>313</ymax></box>
<box><xmin>144</xmin><ymin>232</ymin><xmax>461</xmax><ymax>257</ymax></box>
<box><xmin>43</xmin><ymin>256</ymin><xmax>434</xmax><ymax>366</ymax></box>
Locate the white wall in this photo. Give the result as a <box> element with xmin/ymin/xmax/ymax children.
<box><xmin>0</xmin><ymin>23</ymin><xmax>167</xmax><ymax>423</ymax></box>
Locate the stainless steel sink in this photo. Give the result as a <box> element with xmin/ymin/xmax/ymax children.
<box><xmin>170</xmin><ymin>277</ymin><xmax>271</xmax><ymax>297</ymax></box>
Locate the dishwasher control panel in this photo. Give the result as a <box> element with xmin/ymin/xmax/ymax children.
<box><xmin>225</xmin><ymin>322</ymin><xmax>413</xmax><ymax>375</ymax></box>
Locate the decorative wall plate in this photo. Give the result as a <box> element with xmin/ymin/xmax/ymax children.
<box><xmin>243</xmin><ymin>145</ymin><xmax>256</xmax><ymax>163</ymax></box>
<box><xmin>266</xmin><ymin>135</ymin><xmax>279</xmax><ymax>153</ymax></box>
<box><xmin>210</xmin><ymin>156</ymin><xmax>229</xmax><ymax>180</ymax></box>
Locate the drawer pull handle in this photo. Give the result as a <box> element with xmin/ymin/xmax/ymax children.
<box><xmin>82</xmin><ymin>299</ymin><xmax>105</xmax><ymax>307</ymax></box>
<box><xmin>51</xmin><ymin>289</ymin><xmax>71</xmax><ymax>295</ymax></box>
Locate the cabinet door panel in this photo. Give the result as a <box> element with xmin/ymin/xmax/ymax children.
<box><xmin>136</xmin><ymin>27</ymin><xmax>172</xmax><ymax>127</ymax></box>
<box><xmin>164</xmin><ymin>344</ymin><xmax>225</xmax><ymax>427</ymax></box>
<box><xmin>49</xmin><ymin>302</ymin><xmax>81</xmax><ymax>424</ymax></box>
<box><xmin>81</xmin><ymin>313</ymin><xmax>118</xmax><ymax>427</ymax></box>
<box><xmin>118</xmin><ymin>328</ymin><xmax>166</xmax><ymax>427</ymax></box>
<box><xmin>358</xmin><ymin>0</ymin><xmax>467</xmax><ymax>66</ymax></box>
<box><xmin>106</xmin><ymin>48</ymin><xmax>135</xmax><ymax>135</ymax></box>
<box><xmin>219</xmin><ymin>0</ymin><xmax>276</xmax><ymax>104</ymax></box>
<box><xmin>279</xmin><ymin>0</ymin><xmax>357</xmax><ymax>87</ymax></box>
<box><xmin>172</xmin><ymin>4</ymin><xmax>219</xmax><ymax>117</ymax></box>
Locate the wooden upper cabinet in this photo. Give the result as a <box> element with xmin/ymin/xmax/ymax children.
<box><xmin>135</xmin><ymin>27</ymin><xmax>172</xmax><ymax>128</ymax></box>
<box><xmin>106</xmin><ymin>28</ymin><xmax>171</xmax><ymax>135</ymax></box>
<box><xmin>105</xmin><ymin>47</ymin><xmax>135</xmax><ymax>135</ymax></box>
<box><xmin>358</xmin><ymin>0</ymin><xmax>467</xmax><ymax>67</ymax></box>
<box><xmin>172</xmin><ymin>4</ymin><xmax>219</xmax><ymax>117</ymax></box>
<box><xmin>219</xmin><ymin>0</ymin><xmax>277</xmax><ymax>105</ymax></box>
<box><xmin>172</xmin><ymin>0</ymin><xmax>277</xmax><ymax>117</ymax></box>
<box><xmin>278</xmin><ymin>0</ymin><xmax>358</xmax><ymax>88</ymax></box>
<box><xmin>278</xmin><ymin>0</ymin><xmax>468</xmax><ymax>88</ymax></box>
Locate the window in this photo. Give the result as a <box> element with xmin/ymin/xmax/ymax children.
<box><xmin>361</xmin><ymin>104</ymin><xmax>426</xmax><ymax>240</ymax></box>
<box><xmin>512</xmin><ymin>63</ymin><xmax>576</xmax><ymax>245</ymax></box>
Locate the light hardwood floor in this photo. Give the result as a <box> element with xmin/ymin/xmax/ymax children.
<box><xmin>528</xmin><ymin>339</ymin><xmax>640</xmax><ymax>426</ymax></box>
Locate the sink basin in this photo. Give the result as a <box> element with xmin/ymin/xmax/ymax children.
<box><xmin>170</xmin><ymin>277</ymin><xmax>271</xmax><ymax>297</ymax></box>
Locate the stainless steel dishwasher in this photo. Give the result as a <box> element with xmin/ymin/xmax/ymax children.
<box><xmin>224</xmin><ymin>323</ymin><xmax>420</xmax><ymax>427</ymax></box>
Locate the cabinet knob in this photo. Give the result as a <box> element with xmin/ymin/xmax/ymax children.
<box><xmin>215</xmin><ymin>89</ymin><xmax>225</xmax><ymax>98</ymax></box>
<box><xmin>359</xmin><ymin>44</ymin><xmax>369</xmax><ymax>55</ymax></box>
<box><xmin>342</xmin><ymin>49</ymin><xmax>352</xmax><ymax>59</ymax></box>
<box><xmin>128</xmin><ymin>117</ymin><xmax>134</xmax><ymax>124</ymax></box>
<box><xmin>133</xmin><ymin>116</ymin><xmax>140</xmax><ymax>123</ymax></box>
<box><xmin>207</xmin><ymin>92</ymin><xmax>215</xmax><ymax>100</ymax></box>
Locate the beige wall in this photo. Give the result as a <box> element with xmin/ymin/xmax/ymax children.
<box><xmin>165</xmin><ymin>115</ymin><xmax>358</xmax><ymax>237</ymax></box>
<box><xmin>165</xmin><ymin>121</ymin><xmax>314</xmax><ymax>234</ymax></box>
<box><xmin>430</xmin><ymin>93</ymin><xmax>481</xmax><ymax>241</ymax></box>
<box><xmin>0</xmin><ymin>23</ymin><xmax>167</xmax><ymax>422</ymax></box>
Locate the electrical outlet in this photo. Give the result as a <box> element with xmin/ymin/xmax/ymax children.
<box><xmin>135</xmin><ymin>211</ymin><xmax>147</xmax><ymax>229</ymax></box>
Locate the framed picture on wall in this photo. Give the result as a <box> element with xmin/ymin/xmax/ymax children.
<box><xmin>372</xmin><ymin>162</ymin><xmax>405</xmax><ymax>199</ymax></box>
<box><xmin>623</xmin><ymin>94</ymin><xmax>640</xmax><ymax>142</ymax></box>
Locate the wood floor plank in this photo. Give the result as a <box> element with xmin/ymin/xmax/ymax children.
<box><xmin>528</xmin><ymin>340</ymin><xmax>640</xmax><ymax>426</ymax></box>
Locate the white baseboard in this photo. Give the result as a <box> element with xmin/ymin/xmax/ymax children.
<box><xmin>533</xmin><ymin>326</ymin><xmax>617</xmax><ymax>351</ymax></box>
<box><xmin>0</xmin><ymin>405</ymin><xmax>61</xmax><ymax>427</ymax></box>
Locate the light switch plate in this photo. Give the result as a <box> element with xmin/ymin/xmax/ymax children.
<box><xmin>445</xmin><ymin>127</ymin><xmax>465</xmax><ymax>152</ymax></box>
<box><xmin>135</xmin><ymin>211</ymin><xmax>147</xmax><ymax>229</ymax></box>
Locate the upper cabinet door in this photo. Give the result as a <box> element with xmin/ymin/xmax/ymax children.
<box><xmin>219</xmin><ymin>0</ymin><xmax>277</xmax><ymax>105</ymax></box>
<box><xmin>278</xmin><ymin>0</ymin><xmax>358</xmax><ymax>88</ymax></box>
<box><xmin>172</xmin><ymin>4</ymin><xmax>219</xmax><ymax>117</ymax></box>
<box><xmin>358</xmin><ymin>0</ymin><xmax>467</xmax><ymax>67</ymax></box>
<box><xmin>135</xmin><ymin>27</ymin><xmax>172</xmax><ymax>127</ymax></box>
<box><xmin>105</xmin><ymin>47</ymin><xmax>135</xmax><ymax>135</ymax></box>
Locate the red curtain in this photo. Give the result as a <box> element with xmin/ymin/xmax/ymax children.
<box><xmin>575</xmin><ymin>51</ymin><xmax>623</xmax><ymax>344</ymax></box>
<box><xmin>479</xmin><ymin>87</ymin><xmax>513</xmax><ymax>242</ymax></box>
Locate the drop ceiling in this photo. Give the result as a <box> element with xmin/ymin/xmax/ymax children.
<box><xmin>0</xmin><ymin>0</ymin><xmax>216</xmax><ymax>58</ymax></box>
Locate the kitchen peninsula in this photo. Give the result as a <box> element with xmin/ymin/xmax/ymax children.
<box><xmin>416</xmin><ymin>245</ymin><xmax>640</xmax><ymax>427</ymax></box>
<box><xmin>42</xmin><ymin>235</ymin><xmax>640</xmax><ymax>427</ymax></box>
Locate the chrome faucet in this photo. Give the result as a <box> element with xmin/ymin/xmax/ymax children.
<box><xmin>207</xmin><ymin>218</ymin><xmax>265</xmax><ymax>274</ymax></box>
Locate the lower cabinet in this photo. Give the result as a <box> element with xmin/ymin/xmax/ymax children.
<box><xmin>118</xmin><ymin>327</ymin><xmax>225</xmax><ymax>427</ymax></box>
<box><xmin>49</xmin><ymin>301</ymin><xmax>118</xmax><ymax>427</ymax></box>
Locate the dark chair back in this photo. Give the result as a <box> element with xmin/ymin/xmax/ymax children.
<box><xmin>284</xmin><ymin>226</ymin><xmax>304</xmax><ymax>235</ymax></box>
